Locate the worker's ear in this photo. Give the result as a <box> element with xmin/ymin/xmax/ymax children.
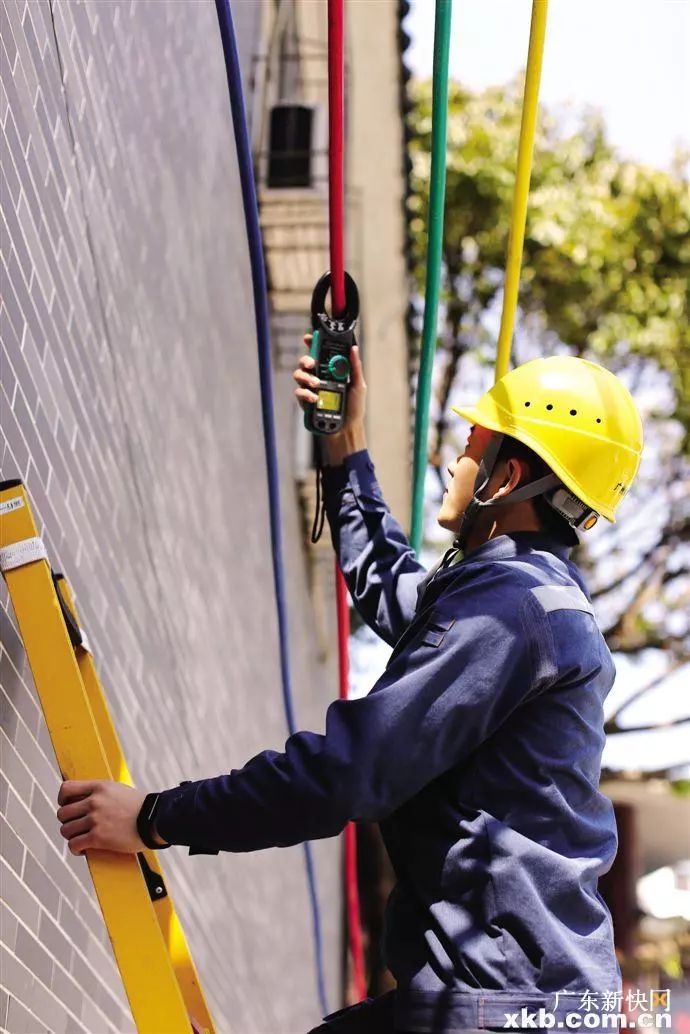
<box><xmin>491</xmin><ymin>458</ymin><xmax>524</xmax><ymax>501</ymax></box>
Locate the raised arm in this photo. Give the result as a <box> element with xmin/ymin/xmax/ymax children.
<box><xmin>294</xmin><ymin>344</ymin><xmax>426</xmax><ymax>645</ymax></box>
<box><xmin>321</xmin><ymin>449</ymin><xmax>425</xmax><ymax>644</ymax></box>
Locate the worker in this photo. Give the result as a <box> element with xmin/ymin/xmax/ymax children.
<box><xmin>56</xmin><ymin>345</ymin><xmax>643</xmax><ymax>1034</ymax></box>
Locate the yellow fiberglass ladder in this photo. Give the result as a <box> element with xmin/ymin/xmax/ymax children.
<box><xmin>0</xmin><ymin>478</ymin><xmax>216</xmax><ymax>1034</ymax></box>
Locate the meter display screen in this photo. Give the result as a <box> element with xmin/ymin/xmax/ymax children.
<box><xmin>316</xmin><ymin>390</ymin><xmax>342</xmax><ymax>413</ymax></box>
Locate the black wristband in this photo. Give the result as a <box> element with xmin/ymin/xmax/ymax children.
<box><xmin>136</xmin><ymin>792</ymin><xmax>171</xmax><ymax>850</ymax></box>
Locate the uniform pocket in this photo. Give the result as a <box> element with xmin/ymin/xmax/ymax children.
<box><xmin>421</xmin><ymin>615</ymin><xmax>455</xmax><ymax>647</ymax></box>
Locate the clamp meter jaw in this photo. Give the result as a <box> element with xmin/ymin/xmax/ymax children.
<box><xmin>304</xmin><ymin>271</ymin><xmax>359</xmax><ymax>436</ymax></box>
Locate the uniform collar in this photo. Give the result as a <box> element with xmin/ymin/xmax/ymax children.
<box><xmin>462</xmin><ymin>530</ymin><xmax>574</xmax><ymax>564</ymax></box>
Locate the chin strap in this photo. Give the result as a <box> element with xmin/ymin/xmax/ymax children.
<box><xmin>455</xmin><ymin>432</ymin><xmax>562</xmax><ymax>550</ymax></box>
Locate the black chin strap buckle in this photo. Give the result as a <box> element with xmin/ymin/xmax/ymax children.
<box><xmin>455</xmin><ymin>433</ymin><xmax>505</xmax><ymax>546</ymax></box>
<box><xmin>454</xmin><ymin>497</ymin><xmax>481</xmax><ymax>551</ymax></box>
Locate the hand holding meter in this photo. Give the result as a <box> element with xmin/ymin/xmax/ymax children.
<box><xmin>304</xmin><ymin>271</ymin><xmax>360</xmax><ymax>436</ymax></box>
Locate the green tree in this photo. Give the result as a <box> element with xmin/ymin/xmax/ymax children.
<box><xmin>409</xmin><ymin>78</ymin><xmax>690</xmax><ymax>758</ymax></box>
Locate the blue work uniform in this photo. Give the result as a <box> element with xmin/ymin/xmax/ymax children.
<box><xmin>155</xmin><ymin>450</ymin><xmax>621</xmax><ymax>1033</ymax></box>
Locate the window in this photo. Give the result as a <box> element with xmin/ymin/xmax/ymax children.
<box><xmin>267</xmin><ymin>105</ymin><xmax>314</xmax><ymax>188</ymax></box>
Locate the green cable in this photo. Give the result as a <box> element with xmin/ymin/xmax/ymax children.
<box><xmin>410</xmin><ymin>0</ymin><xmax>453</xmax><ymax>556</ymax></box>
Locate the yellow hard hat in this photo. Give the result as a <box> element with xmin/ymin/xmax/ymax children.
<box><xmin>452</xmin><ymin>356</ymin><xmax>643</xmax><ymax>522</ymax></box>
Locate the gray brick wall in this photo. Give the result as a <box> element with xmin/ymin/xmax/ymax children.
<box><xmin>1</xmin><ymin>1</ymin><xmax>341</xmax><ymax>1031</ymax></box>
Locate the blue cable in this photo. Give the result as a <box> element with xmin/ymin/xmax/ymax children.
<box><xmin>213</xmin><ymin>0</ymin><xmax>329</xmax><ymax>1017</ymax></box>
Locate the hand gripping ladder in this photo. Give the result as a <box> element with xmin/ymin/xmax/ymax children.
<box><xmin>0</xmin><ymin>479</ymin><xmax>215</xmax><ymax>1034</ymax></box>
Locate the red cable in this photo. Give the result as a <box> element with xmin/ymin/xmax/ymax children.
<box><xmin>337</xmin><ymin>573</ymin><xmax>366</xmax><ymax>1001</ymax></box>
<box><xmin>328</xmin><ymin>0</ymin><xmax>346</xmax><ymax>316</ymax></box>
<box><xmin>328</xmin><ymin>0</ymin><xmax>366</xmax><ymax>1004</ymax></box>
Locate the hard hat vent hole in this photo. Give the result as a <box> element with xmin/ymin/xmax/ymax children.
<box><xmin>546</xmin><ymin>404</ymin><xmax>553</xmax><ymax>411</ymax></box>
<box><xmin>596</xmin><ymin>418</ymin><xmax>602</xmax><ymax>424</ymax></box>
<box><xmin>570</xmin><ymin>409</ymin><xmax>577</xmax><ymax>416</ymax></box>
<box><xmin>524</xmin><ymin>401</ymin><xmax>531</xmax><ymax>408</ymax></box>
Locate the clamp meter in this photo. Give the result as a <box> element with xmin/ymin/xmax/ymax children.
<box><xmin>304</xmin><ymin>271</ymin><xmax>359</xmax><ymax>436</ymax></box>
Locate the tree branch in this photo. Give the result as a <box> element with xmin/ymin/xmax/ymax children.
<box><xmin>601</xmin><ymin>764</ymin><xmax>690</xmax><ymax>783</ymax></box>
<box><xmin>609</xmin><ymin>633</ymin><xmax>689</xmax><ymax>655</ymax></box>
<box><xmin>429</xmin><ymin>260</ymin><xmax>467</xmax><ymax>471</ymax></box>
<box><xmin>605</xmin><ymin>662</ymin><xmax>685</xmax><ymax>727</ymax></box>
<box><xmin>591</xmin><ymin>514</ymin><xmax>690</xmax><ymax>601</ymax></box>
<box><xmin>606</xmin><ymin>715</ymin><xmax>690</xmax><ymax>736</ymax></box>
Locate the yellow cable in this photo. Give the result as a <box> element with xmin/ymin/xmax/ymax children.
<box><xmin>495</xmin><ymin>0</ymin><xmax>549</xmax><ymax>383</ymax></box>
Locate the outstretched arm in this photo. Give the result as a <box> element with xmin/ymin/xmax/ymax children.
<box><xmin>55</xmin><ymin>573</ymin><xmax>545</xmax><ymax>857</ymax></box>
<box><xmin>294</xmin><ymin>344</ymin><xmax>426</xmax><ymax>645</ymax></box>
<box><xmin>149</xmin><ymin>571</ymin><xmax>538</xmax><ymax>853</ymax></box>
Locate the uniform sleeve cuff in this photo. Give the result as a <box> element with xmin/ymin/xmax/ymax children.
<box><xmin>321</xmin><ymin>449</ymin><xmax>378</xmax><ymax>497</ymax></box>
<box><xmin>155</xmin><ymin>780</ymin><xmax>216</xmax><ymax>852</ymax></box>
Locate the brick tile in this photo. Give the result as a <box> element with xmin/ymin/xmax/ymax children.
<box><xmin>15</xmin><ymin>923</ymin><xmax>53</xmax><ymax>988</ymax></box>
<box><xmin>21</xmin><ymin>3</ymin><xmax>46</xmax><ymax>72</ymax></box>
<box><xmin>2</xmin><ymin>52</ymin><xmax>30</xmax><ymax>154</ymax></box>
<box><xmin>0</xmin><ymin>355</ymin><xmax>19</xmax><ymax>422</ymax></box>
<box><xmin>34</xmin><ymin>355</ymin><xmax>61</xmax><ymax>433</ymax></box>
<box><xmin>9</xmin><ymin>186</ymin><xmax>53</xmax><ymax>333</ymax></box>
<box><xmin>40</xmin><ymin>168</ymin><xmax>80</xmax><ymax>275</ymax></box>
<box><xmin>22</xmin><ymin>851</ymin><xmax>59</xmax><ymax>919</ymax></box>
<box><xmin>0</xmin><ymin>771</ymin><xmax>9</xmax><ymax>815</ymax></box>
<box><xmin>50</xmin><ymin>962</ymin><xmax>84</xmax><ymax>1023</ymax></box>
<box><xmin>1</xmin><ymin>247</ymin><xmax>28</xmax><ymax>344</ymax></box>
<box><xmin>0</xmin><ymin>603</ymin><xmax>30</xmax><ymax>694</ymax></box>
<box><xmin>1</xmin><ymin>313</ymin><xmax>23</xmax><ymax>402</ymax></box>
<box><xmin>6</xmin><ymin>994</ymin><xmax>48</xmax><ymax>1034</ymax></box>
<box><xmin>1</xmin><ymin>855</ymin><xmax>37</xmax><ymax>928</ymax></box>
<box><xmin>28</xmin><ymin>241</ymin><xmax>55</xmax><ymax>322</ymax></box>
<box><xmin>56</xmin><ymin>898</ymin><xmax>88</xmax><ymax>955</ymax></box>
<box><xmin>31</xmin><ymin>0</ymin><xmax>55</xmax><ymax>45</ymax></box>
<box><xmin>1</xmin><ymin>202</ymin><xmax>33</xmax><ymax>287</ymax></box>
<box><xmin>0</xmin><ymin>8</ymin><xmax>18</xmax><ymax>72</ymax></box>
<box><xmin>34</xmin><ymin>721</ymin><xmax>55</xmax><ymax>769</ymax></box>
<box><xmin>30</xmin><ymin>783</ymin><xmax>60</xmax><ymax>844</ymax></box>
<box><xmin>16</xmin><ymin>328</ymin><xmax>44</xmax><ymax>414</ymax></box>
<box><xmin>37</xmin><ymin>402</ymin><xmax>69</xmax><ymax>486</ymax></box>
<box><xmin>71</xmin><ymin>934</ymin><xmax>114</xmax><ymax>988</ymax></box>
<box><xmin>11</xmin><ymin>8</ymin><xmax>39</xmax><ymax>102</ymax></box>
<box><xmin>3</xmin><ymin>945</ymin><xmax>72</xmax><ymax>1034</ymax></box>
<box><xmin>0</xmin><ymin>900</ymin><xmax>19</xmax><ymax>952</ymax></box>
<box><xmin>65</xmin><ymin>1015</ymin><xmax>87</xmax><ymax>1034</ymax></box>
<box><xmin>11</xmin><ymin>385</ymin><xmax>50</xmax><ymax>485</ymax></box>
<box><xmin>0</xmin><ymin>728</ymin><xmax>33</xmax><ymax>803</ymax></box>
<box><xmin>0</xmin><ymin>943</ymin><xmax>33</xmax><ymax>1004</ymax></box>
<box><xmin>15</xmin><ymin>720</ymin><xmax>59</xmax><ymax>796</ymax></box>
<box><xmin>34</xmin><ymin>95</ymin><xmax>62</xmax><ymax>200</ymax></box>
<box><xmin>0</xmin><ymin>391</ymin><xmax>29</xmax><ymax>478</ymax></box>
<box><xmin>16</xmin><ymin>188</ymin><xmax>55</xmax><ymax>310</ymax></box>
<box><xmin>47</xmin><ymin>349</ymin><xmax>85</xmax><ymax>438</ymax></box>
<box><xmin>0</xmin><ymin>678</ymin><xmax>20</xmax><ymax>742</ymax></box>
<box><xmin>33</xmin><ymin>48</ymin><xmax>62</xmax><ymax>142</ymax></box>
<box><xmin>79</xmin><ymin>995</ymin><xmax>110</xmax><ymax>1034</ymax></box>
<box><xmin>38</xmin><ymin>910</ymin><xmax>74</xmax><ymax>968</ymax></box>
<box><xmin>1</xmin><ymin>155</ymin><xmax>22</xmax><ymax>208</ymax></box>
<box><xmin>90</xmin><ymin>970</ymin><xmax>130</xmax><ymax>1030</ymax></box>
<box><xmin>5</xmin><ymin>789</ymin><xmax>50</xmax><ymax>869</ymax></box>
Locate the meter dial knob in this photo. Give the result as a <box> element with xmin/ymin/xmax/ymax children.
<box><xmin>327</xmin><ymin>354</ymin><xmax>350</xmax><ymax>382</ymax></box>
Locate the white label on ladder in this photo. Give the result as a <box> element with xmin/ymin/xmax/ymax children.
<box><xmin>0</xmin><ymin>537</ymin><xmax>48</xmax><ymax>571</ymax></box>
<box><xmin>0</xmin><ymin>497</ymin><xmax>25</xmax><ymax>515</ymax></box>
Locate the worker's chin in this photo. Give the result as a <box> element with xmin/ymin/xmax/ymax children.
<box><xmin>436</xmin><ymin>503</ymin><xmax>462</xmax><ymax>533</ymax></box>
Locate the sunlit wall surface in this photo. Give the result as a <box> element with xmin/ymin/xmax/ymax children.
<box><xmin>0</xmin><ymin>1</ymin><xmax>341</xmax><ymax>1030</ymax></box>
